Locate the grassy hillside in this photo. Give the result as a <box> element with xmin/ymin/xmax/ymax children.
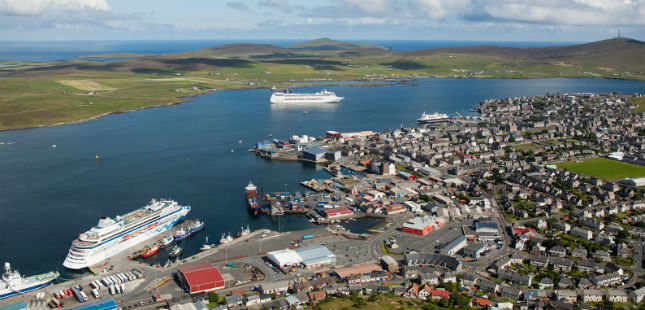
<box><xmin>0</xmin><ymin>37</ymin><xmax>643</xmax><ymax>130</ymax></box>
<box><xmin>287</xmin><ymin>38</ymin><xmax>388</xmax><ymax>51</ymax></box>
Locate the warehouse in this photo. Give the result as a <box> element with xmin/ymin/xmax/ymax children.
<box><xmin>267</xmin><ymin>245</ymin><xmax>336</xmax><ymax>269</ymax></box>
<box><xmin>333</xmin><ymin>263</ymin><xmax>382</xmax><ymax>279</ymax></box>
<box><xmin>319</xmin><ymin>206</ymin><xmax>354</xmax><ymax>219</ymax></box>
<box><xmin>401</xmin><ymin>215</ymin><xmax>445</xmax><ymax>235</ymax></box>
<box><xmin>301</xmin><ymin>147</ymin><xmax>327</xmax><ymax>162</ymax></box>
<box><xmin>177</xmin><ymin>263</ymin><xmax>225</xmax><ymax>294</ymax></box>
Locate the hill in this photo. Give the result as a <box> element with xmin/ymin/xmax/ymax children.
<box><xmin>175</xmin><ymin>43</ymin><xmax>292</xmax><ymax>56</ymax></box>
<box><xmin>402</xmin><ymin>38</ymin><xmax>644</xmax><ymax>74</ymax></box>
<box><xmin>288</xmin><ymin>38</ymin><xmax>389</xmax><ymax>51</ymax></box>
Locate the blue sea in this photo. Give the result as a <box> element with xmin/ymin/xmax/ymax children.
<box><xmin>0</xmin><ymin>76</ymin><xmax>643</xmax><ymax>277</ymax></box>
<box><xmin>0</xmin><ymin>39</ymin><xmax>581</xmax><ymax>62</ymax></box>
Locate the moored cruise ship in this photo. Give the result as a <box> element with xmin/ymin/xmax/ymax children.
<box><xmin>63</xmin><ymin>199</ymin><xmax>190</xmax><ymax>270</ymax></box>
<box><xmin>1</xmin><ymin>262</ymin><xmax>59</xmax><ymax>300</ymax></box>
<box><xmin>270</xmin><ymin>89</ymin><xmax>343</xmax><ymax>104</ymax></box>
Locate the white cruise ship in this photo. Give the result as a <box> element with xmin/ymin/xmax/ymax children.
<box><xmin>63</xmin><ymin>199</ymin><xmax>190</xmax><ymax>270</ymax></box>
<box><xmin>1</xmin><ymin>262</ymin><xmax>59</xmax><ymax>300</ymax></box>
<box><xmin>270</xmin><ymin>89</ymin><xmax>343</xmax><ymax>104</ymax></box>
<box><xmin>417</xmin><ymin>112</ymin><xmax>450</xmax><ymax>123</ymax></box>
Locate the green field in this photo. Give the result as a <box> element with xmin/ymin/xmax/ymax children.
<box><xmin>0</xmin><ymin>37</ymin><xmax>642</xmax><ymax>131</ymax></box>
<box><xmin>556</xmin><ymin>157</ymin><xmax>645</xmax><ymax>180</ymax></box>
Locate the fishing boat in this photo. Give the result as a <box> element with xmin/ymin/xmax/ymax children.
<box><xmin>200</xmin><ymin>236</ymin><xmax>211</xmax><ymax>251</ymax></box>
<box><xmin>168</xmin><ymin>245</ymin><xmax>182</xmax><ymax>258</ymax></box>
<box><xmin>245</xmin><ymin>181</ymin><xmax>261</xmax><ymax>215</ymax></box>
<box><xmin>237</xmin><ymin>225</ymin><xmax>250</xmax><ymax>237</ymax></box>
<box><xmin>219</xmin><ymin>233</ymin><xmax>229</xmax><ymax>245</ymax></box>
<box><xmin>140</xmin><ymin>245</ymin><xmax>159</xmax><ymax>258</ymax></box>
<box><xmin>190</xmin><ymin>220</ymin><xmax>205</xmax><ymax>233</ymax></box>
<box><xmin>159</xmin><ymin>236</ymin><xmax>174</xmax><ymax>248</ymax></box>
<box><xmin>174</xmin><ymin>227</ymin><xmax>191</xmax><ymax>240</ymax></box>
<box><xmin>226</xmin><ymin>233</ymin><xmax>233</xmax><ymax>242</ymax></box>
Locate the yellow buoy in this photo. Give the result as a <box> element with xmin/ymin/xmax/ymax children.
<box><xmin>96</xmin><ymin>155</ymin><xmax>99</xmax><ymax>161</ymax></box>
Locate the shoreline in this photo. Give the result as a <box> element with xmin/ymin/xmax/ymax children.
<box><xmin>1</xmin><ymin>76</ymin><xmax>642</xmax><ymax>132</ymax></box>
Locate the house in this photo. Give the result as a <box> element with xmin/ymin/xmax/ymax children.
<box><xmin>571</xmin><ymin>247</ymin><xmax>588</xmax><ymax>259</ymax></box>
<box><xmin>571</xmin><ymin>227</ymin><xmax>593</xmax><ymax>240</ymax></box>
<box><xmin>557</xmin><ymin>277</ymin><xmax>574</xmax><ymax>289</ymax></box>
<box><xmin>418</xmin><ymin>284</ymin><xmax>433</xmax><ymax>300</ymax></box>
<box><xmin>498</xmin><ymin>270</ymin><xmax>533</xmax><ymax>286</ymax></box>
<box><xmin>479</xmin><ymin>279</ymin><xmax>499</xmax><ymax>294</ymax></box>
<box><xmin>224</xmin><ymin>294</ymin><xmax>243</xmax><ymax>309</ymax></box>
<box><xmin>593</xmin><ymin>250</ymin><xmax>611</xmax><ymax>262</ymax></box>
<box><xmin>442</xmin><ymin>272</ymin><xmax>456</xmax><ymax>283</ymax></box>
<box><xmin>577</xmin><ymin>278</ymin><xmax>593</xmax><ymax>289</ymax></box>
<box><xmin>593</xmin><ymin>272</ymin><xmax>622</xmax><ymax>287</ymax></box>
<box><xmin>546</xmin><ymin>301</ymin><xmax>574</xmax><ymax>310</ymax></box>
<box><xmin>550</xmin><ymin>258</ymin><xmax>573</xmax><ymax>272</ymax></box>
<box><xmin>431</xmin><ymin>289</ymin><xmax>450</xmax><ymax>300</ymax></box>
<box><xmin>529</xmin><ymin>255</ymin><xmax>549</xmax><ymax>268</ymax></box>
<box><xmin>472</xmin><ymin>297</ymin><xmax>490</xmax><ymax>308</ymax></box>
<box><xmin>307</xmin><ymin>291</ymin><xmax>326</xmax><ymax>304</ymax></box>
<box><xmin>555</xmin><ymin>290</ymin><xmax>577</xmax><ymax>303</ymax></box>
<box><xmin>630</xmin><ymin>287</ymin><xmax>645</xmax><ymax>303</ymax></box>
<box><xmin>285</xmin><ymin>295</ymin><xmax>302</xmax><ymax>308</ymax></box>
<box><xmin>606</xmin><ymin>289</ymin><xmax>628</xmax><ymax>303</ymax></box>
<box><xmin>538</xmin><ymin>278</ymin><xmax>554</xmax><ymax>290</ymax></box>
<box><xmin>245</xmin><ymin>295</ymin><xmax>261</xmax><ymax>307</ymax></box>
<box><xmin>553</xmin><ymin>222</ymin><xmax>571</xmax><ymax>233</ymax></box>
<box><xmin>582</xmin><ymin>290</ymin><xmax>604</xmax><ymax>303</ymax></box>
<box><xmin>549</xmin><ymin>246</ymin><xmax>567</xmax><ymax>257</ymax></box>
<box><xmin>501</xmin><ymin>286</ymin><xmax>522</xmax><ymax>300</ymax></box>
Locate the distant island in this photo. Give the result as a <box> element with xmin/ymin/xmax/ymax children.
<box><xmin>0</xmin><ymin>37</ymin><xmax>643</xmax><ymax>131</ymax></box>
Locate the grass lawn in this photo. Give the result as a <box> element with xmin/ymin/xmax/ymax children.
<box><xmin>315</xmin><ymin>295</ymin><xmax>425</xmax><ymax>310</ymax></box>
<box><xmin>513</xmin><ymin>143</ymin><xmax>540</xmax><ymax>151</ymax></box>
<box><xmin>629</xmin><ymin>96</ymin><xmax>645</xmax><ymax>113</ymax></box>
<box><xmin>556</xmin><ymin>157</ymin><xmax>645</xmax><ymax>180</ymax></box>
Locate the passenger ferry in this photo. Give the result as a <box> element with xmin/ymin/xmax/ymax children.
<box><xmin>62</xmin><ymin>199</ymin><xmax>190</xmax><ymax>269</ymax></box>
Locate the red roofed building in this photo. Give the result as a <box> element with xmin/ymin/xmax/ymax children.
<box><xmin>431</xmin><ymin>289</ymin><xmax>450</xmax><ymax>299</ymax></box>
<box><xmin>320</xmin><ymin>206</ymin><xmax>354</xmax><ymax>219</ymax></box>
<box><xmin>473</xmin><ymin>297</ymin><xmax>490</xmax><ymax>307</ymax></box>
<box><xmin>512</xmin><ymin>227</ymin><xmax>535</xmax><ymax>237</ymax></box>
<box><xmin>177</xmin><ymin>263</ymin><xmax>225</xmax><ymax>294</ymax></box>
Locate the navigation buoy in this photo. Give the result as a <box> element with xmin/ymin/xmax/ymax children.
<box><xmin>95</xmin><ymin>155</ymin><xmax>99</xmax><ymax>161</ymax></box>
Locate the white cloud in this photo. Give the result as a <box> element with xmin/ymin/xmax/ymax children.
<box><xmin>259</xmin><ymin>0</ymin><xmax>289</xmax><ymax>10</ymax></box>
<box><xmin>0</xmin><ymin>0</ymin><xmax>109</xmax><ymax>16</ymax></box>
<box><xmin>474</xmin><ymin>0</ymin><xmax>645</xmax><ymax>25</ymax></box>
<box><xmin>408</xmin><ymin>0</ymin><xmax>470</xmax><ymax>19</ymax></box>
<box><xmin>341</xmin><ymin>0</ymin><xmax>392</xmax><ymax>15</ymax></box>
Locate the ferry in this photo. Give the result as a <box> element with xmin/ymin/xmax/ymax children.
<box><xmin>245</xmin><ymin>181</ymin><xmax>261</xmax><ymax>215</ymax></box>
<box><xmin>417</xmin><ymin>112</ymin><xmax>450</xmax><ymax>123</ymax></box>
<box><xmin>159</xmin><ymin>236</ymin><xmax>174</xmax><ymax>248</ymax></box>
<box><xmin>270</xmin><ymin>89</ymin><xmax>343</xmax><ymax>104</ymax></box>
<box><xmin>174</xmin><ymin>227</ymin><xmax>191</xmax><ymax>240</ymax></box>
<box><xmin>62</xmin><ymin>199</ymin><xmax>190</xmax><ymax>270</ymax></box>
<box><xmin>190</xmin><ymin>220</ymin><xmax>205</xmax><ymax>233</ymax></box>
<box><xmin>140</xmin><ymin>245</ymin><xmax>159</xmax><ymax>258</ymax></box>
<box><xmin>1</xmin><ymin>262</ymin><xmax>59</xmax><ymax>300</ymax></box>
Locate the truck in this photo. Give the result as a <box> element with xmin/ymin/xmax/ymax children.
<box><xmin>91</xmin><ymin>289</ymin><xmax>100</xmax><ymax>299</ymax></box>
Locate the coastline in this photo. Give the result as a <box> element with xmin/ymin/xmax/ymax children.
<box><xmin>0</xmin><ymin>76</ymin><xmax>642</xmax><ymax>132</ymax></box>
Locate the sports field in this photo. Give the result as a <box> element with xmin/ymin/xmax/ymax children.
<box><xmin>556</xmin><ymin>157</ymin><xmax>645</xmax><ymax>180</ymax></box>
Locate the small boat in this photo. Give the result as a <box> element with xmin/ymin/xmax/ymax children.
<box><xmin>141</xmin><ymin>245</ymin><xmax>159</xmax><ymax>258</ymax></box>
<box><xmin>303</xmin><ymin>110</ymin><xmax>308</xmax><ymax>114</ymax></box>
<box><xmin>159</xmin><ymin>236</ymin><xmax>174</xmax><ymax>248</ymax></box>
<box><xmin>237</xmin><ymin>225</ymin><xmax>250</xmax><ymax>237</ymax></box>
<box><xmin>200</xmin><ymin>236</ymin><xmax>211</xmax><ymax>251</ymax></box>
<box><xmin>190</xmin><ymin>220</ymin><xmax>205</xmax><ymax>233</ymax></box>
<box><xmin>238</xmin><ymin>140</ymin><xmax>242</xmax><ymax>144</ymax></box>
<box><xmin>220</xmin><ymin>233</ymin><xmax>229</xmax><ymax>245</ymax></box>
<box><xmin>168</xmin><ymin>245</ymin><xmax>182</xmax><ymax>258</ymax></box>
<box><xmin>226</xmin><ymin>233</ymin><xmax>234</xmax><ymax>242</ymax></box>
<box><xmin>174</xmin><ymin>227</ymin><xmax>191</xmax><ymax>240</ymax></box>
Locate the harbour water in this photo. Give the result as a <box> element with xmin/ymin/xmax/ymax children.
<box><xmin>0</xmin><ymin>77</ymin><xmax>643</xmax><ymax>277</ymax></box>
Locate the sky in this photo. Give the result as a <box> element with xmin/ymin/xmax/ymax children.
<box><xmin>0</xmin><ymin>0</ymin><xmax>643</xmax><ymax>42</ymax></box>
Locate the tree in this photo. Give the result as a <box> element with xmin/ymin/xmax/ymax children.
<box><xmin>208</xmin><ymin>292</ymin><xmax>219</xmax><ymax>303</ymax></box>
